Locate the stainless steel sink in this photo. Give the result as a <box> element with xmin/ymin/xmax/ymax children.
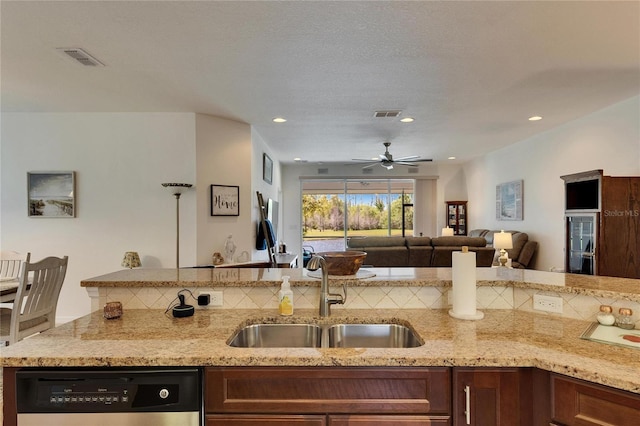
<box><xmin>228</xmin><ymin>322</ymin><xmax>422</xmax><ymax>348</ymax></box>
<box><xmin>327</xmin><ymin>324</ymin><xmax>422</xmax><ymax>348</ymax></box>
<box><xmin>228</xmin><ymin>323</ymin><xmax>322</xmax><ymax>348</ymax></box>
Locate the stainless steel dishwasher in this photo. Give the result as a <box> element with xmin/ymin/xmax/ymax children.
<box><xmin>15</xmin><ymin>367</ymin><xmax>201</xmax><ymax>426</ymax></box>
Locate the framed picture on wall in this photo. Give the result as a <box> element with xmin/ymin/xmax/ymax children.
<box><xmin>27</xmin><ymin>171</ymin><xmax>76</xmax><ymax>218</ymax></box>
<box><xmin>263</xmin><ymin>153</ymin><xmax>273</xmax><ymax>184</ymax></box>
<box><xmin>211</xmin><ymin>184</ymin><xmax>240</xmax><ymax>216</ymax></box>
<box><xmin>496</xmin><ymin>180</ymin><xmax>523</xmax><ymax>220</ymax></box>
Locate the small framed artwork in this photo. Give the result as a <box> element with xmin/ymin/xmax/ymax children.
<box><xmin>210</xmin><ymin>184</ymin><xmax>240</xmax><ymax>216</ymax></box>
<box><xmin>28</xmin><ymin>171</ymin><xmax>76</xmax><ymax>218</ymax></box>
<box><xmin>496</xmin><ymin>179</ymin><xmax>523</xmax><ymax>221</ymax></box>
<box><xmin>263</xmin><ymin>153</ymin><xmax>273</xmax><ymax>184</ymax></box>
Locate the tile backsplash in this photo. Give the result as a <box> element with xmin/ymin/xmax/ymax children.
<box><xmin>97</xmin><ymin>284</ymin><xmax>638</xmax><ymax>328</ymax></box>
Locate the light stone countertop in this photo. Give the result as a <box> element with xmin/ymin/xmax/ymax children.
<box><xmin>1</xmin><ymin>308</ymin><xmax>639</xmax><ymax>394</ymax></box>
<box><xmin>81</xmin><ymin>267</ymin><xmax>640</xmax><ymax>302</ymax></box>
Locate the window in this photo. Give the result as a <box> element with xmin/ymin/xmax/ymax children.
<box><xmin>301</xmin><ymin>179</ymin><xmax>414</xmax><ymax>252</ymax></box>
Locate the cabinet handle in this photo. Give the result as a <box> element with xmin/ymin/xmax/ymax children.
<box><xmin>464</xmin><ymin>384</ymin><xmax>471</xmax><ymax>425</ymax></box>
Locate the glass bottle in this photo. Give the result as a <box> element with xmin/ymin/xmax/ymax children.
<box><xmin>596</xmin><ymin>305</ymin><xmax>615</xmax><ymax>326</ymax></box>
<box><xmin>224</xmin><ymin>234</ymin><xmax>236</xmax><ymax>264</ymax></box>
<box><xmin>617</xmin><ymin>308</ymin><xmax>635</xmax><ymax>330</ymax></box>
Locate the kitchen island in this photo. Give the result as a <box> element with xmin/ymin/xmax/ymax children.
<box><xmin>3</xmin><ymin>268</ymin><xmax>640</xmax><ymax>425</ymax></box>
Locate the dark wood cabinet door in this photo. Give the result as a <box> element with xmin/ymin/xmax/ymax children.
<box><xmin>599</xmin><ymin>177</ymin><xmax>640</xmax><ymax>278</ymax></box>
<box><xmin>206</xmin><ymin>414</ymin><xmax>326</xmax><ymax>426</ymax></box>
<box><xmin>453</xmin><ymin>367</ymin><xmax>532</xmax><ymax>426</ymax></box>
<box><xmin>205</xmin><ymin>367</ymin><xmax>450</xmax><ymax>415</ymax></box>
<box><xmin>550</xmin><ymin>374</ymin><xmax>640</xmax><ymax>426</ymax></box>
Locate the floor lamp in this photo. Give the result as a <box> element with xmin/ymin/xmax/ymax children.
<box><xmin>162</xmin><ymin>183</ymin><xmax>192</xmax><ymax>268</ymax></box>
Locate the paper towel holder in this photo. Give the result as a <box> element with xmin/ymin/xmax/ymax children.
<box><xmin>449</xmin><ymin>247</ymin><xmax>484</xmax><ymax>320</ymax></box>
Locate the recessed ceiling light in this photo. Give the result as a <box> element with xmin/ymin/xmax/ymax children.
<box><xmin>400</xmin><ymin>117</ymin><xmax>414</xmax><ymax>123</ymax></box>
<box><xmin>528</xmin><ymin>116</ymin><xmax>542</xmax><ymax>121</ymax></box>
<box><xmin>273</xmin><ymin>117</ymin><xmax>287</xmax><ymax>123</ymax></box>
<box><xmin>448</xmin><ymin>156</ymin><xmax>456</xmax><ymax>160</ymax></box>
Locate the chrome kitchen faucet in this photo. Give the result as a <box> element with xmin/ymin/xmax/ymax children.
<box><xmin>306</xmin><ymin>255</ymin><xmax>347</xmax><ymax>317</ymax></box>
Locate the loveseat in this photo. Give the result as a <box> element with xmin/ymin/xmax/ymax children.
<box><xmin>468</xmin><ymin>229</ymin><xmax>538</xmax><ymax>269</ymax></box>
<box><xmin>346</xmin><ymin>235</ymin><xmax>496</xmax><ymax>267</ymax></box>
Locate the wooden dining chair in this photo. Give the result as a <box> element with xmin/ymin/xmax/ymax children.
<box><xmin>0</xmin><ymin>250</ymin><xmax>25</xmax><ymax>281</ymax></box>
<box><xmin>0</xmin><ymin>253</ymin><xmax>68</xmax><ymax>345</ymax></box>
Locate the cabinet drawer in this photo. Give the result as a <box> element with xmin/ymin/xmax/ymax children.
<box><xmin>329</xmin><ymin>414</ymin><xmax>450</xmax><ymax>425</ymax></box>
<box><xmin>205</xmin><ymin>367</ymin><xmax>450</xmax><ymax>415</ymax></box>
<box><xmin>206</xmin><ymin>414</ymin><xmax>326</xmax><ymax>425</ymax></box>
<box><xmin>551</xmin><ymin>374</ymin><xmax>640</xmax><ymax>426</ymax></box>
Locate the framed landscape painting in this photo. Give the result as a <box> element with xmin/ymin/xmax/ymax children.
<box><xmin>496</xmin><ymin>180</ymin><xmax>523</xmax><ymax>221</ymax></box>
<box><xmin>28</xmin><ymin>171</ymin><xmax>75</xmax><ymax>218</ymax></box>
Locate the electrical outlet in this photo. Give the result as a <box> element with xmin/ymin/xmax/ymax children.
<box><xmin>533</xmin><ymin>294</ymin><xmax>563</xmax><ymax>314</ymax></box>
<box><xmin>199</xmin><ymin>291</ymin><xmax>223</xmax><ymax>307</ymax></box>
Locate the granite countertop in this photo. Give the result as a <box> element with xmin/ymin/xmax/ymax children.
<box><xmin>81</xmin><ymin>267</ymin><xmax>640</xmax><ymax>302</ymax></box>
<box><xmin>1</xmin><ymin>308</ymin><xmax>639</xmax><ymax>394</ymax></box>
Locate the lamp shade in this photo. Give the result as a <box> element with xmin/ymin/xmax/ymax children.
<box><xmin>161</xmin><ymin>182</ymin><xmax>193</xmax><ymax>195</ymax></box>
<box><xmin>441</xmin><ymin>227</ymin><xmax>454</xmax><ymax>236</ymax></box>
<box><xmin>493</xmin><ymin>231</ymin><xmax>513</xmax><ymax>250</ymax></box>
<box><xmin>121</xmin><ymin>251</ymin><xmax>141</xmax><ymax>269</ymax></box>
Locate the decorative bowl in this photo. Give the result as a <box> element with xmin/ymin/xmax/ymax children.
<box><xmin>317</xmin><ymin>251</ymin><xmax>367</xmax><ymax>275</ymax></box>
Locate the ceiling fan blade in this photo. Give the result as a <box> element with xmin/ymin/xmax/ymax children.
<box><xmin>396</xmin><ymin>162</ymin><xmax>420</xmax><ymax>167</ymax></box>
<box><xmin>394</xmin><ymin>155</ymin><xmax>420</xmax><ymax>161</ymax></box>
<box><xmin>351</xmin><ymin>158</ymin><xmax>379</xmax><ymax>162</ymax></box>
<box><xmin>361</xmin><ymin>163</ymin><xmax>379</xmax><ymax>169</ymax></box>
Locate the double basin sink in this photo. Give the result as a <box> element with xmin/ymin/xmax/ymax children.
<box><xmin>228</xmin><ymin>322</ymin><xmax>422</xmax><ymax>348</ymax></box>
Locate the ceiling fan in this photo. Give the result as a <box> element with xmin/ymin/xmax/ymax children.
<box><xmin>351</xmin><ymin>142</ymin><xmax>433</xmax><ymax>170</ymax></box>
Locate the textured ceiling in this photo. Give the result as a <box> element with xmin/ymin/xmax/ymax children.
<box><xmin>2</xmin><ymin>1</ymin><xmax>639</xmax><ymax>164</ymax></box>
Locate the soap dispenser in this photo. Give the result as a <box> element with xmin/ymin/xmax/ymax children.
<box><xmin>278</xmin><ymin>276</ymin><xmax>293</xmax><ymax>316</ymax></box>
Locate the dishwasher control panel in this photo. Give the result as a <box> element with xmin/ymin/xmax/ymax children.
<box><xmin>16</xmin><ymin>368</ymin><xmax>200</xmax><ymax>413</ymax></box>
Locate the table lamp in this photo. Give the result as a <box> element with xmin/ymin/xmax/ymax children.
<box><xmin>441</xmin><ymin>227</ymin><xmax>454</xmax><ymax>236</ymax></box>
<box><xmin>121</xmin><ymin>251</ymin><xmax>141</xmax><ymax>269</ymax></box>
<box><xmin>493</xmin><ymin>230</ymin><xmax>513</xmax><ymax>267</ymax></box>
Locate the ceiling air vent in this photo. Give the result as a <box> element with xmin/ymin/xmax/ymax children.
<box><xmin>57</xmin><ymin>47</ymin><xmax>105</xmax><ymax>67</ymax></box>
<box><xmin>408</xmin><ymin>167</ymin><xmax>419</xmax><ymax>174</ymax></box>
<box><xmin>317</xmin><ymin>168</ymin><xmax>329</xmax><ymax>175</ymax></box>
<box><xmin>362</xmin><ymin>168</ymin><xmax>373</xmax><ymax>174</ymax></box>
<box><xmin>374</xmin><ymin>110</ymin><xmax>401</xmax><ymax>118</ymax></box>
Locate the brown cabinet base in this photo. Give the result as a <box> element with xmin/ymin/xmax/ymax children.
<box><xmin>551</xmin><ymin>374</ymin><xmax>640</xmax><ymax>426</ymax></box>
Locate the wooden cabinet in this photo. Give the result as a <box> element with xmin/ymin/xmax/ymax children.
<box><xmin>550</xmin><ymin>374</ymin><xmax>640</xmax><ymax>426</ymax></box>
<box><xmin>562</xmin><ymin>170</ymin><xmax>640</xmax><ymax>278</ymax></box>
<box><xmin>205</xmin><ymin>367</ymin><xmax>451</xmax><ymax>425</ymax></box>
<box><xmin>452</xmin><ymin>368</ymin><xmax>534</xmax><ymax>426</ymax></box>
<box><xmin>599</xmin><ymin>176</ymin><xmax>640</xmax><ymax>278</ymax></box>
<box><xmin>446</xmin><ymin>201</ymin><xmax>467</xmax><ymax>236</ymax></box>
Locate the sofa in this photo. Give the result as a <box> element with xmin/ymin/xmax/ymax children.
<box><xmin>346</xmin><ymin>235</ymin><xmax>496</xmax><ymax>267</ymax></box>
<box><xmin>345</xmin><ymin>230</ymin><xmax>538</xmax><ymax>269</ymax></box>
<box><xmin>468</xmin><ymin>229</ymin><xmax>538</xmax><ymax>269</ymax></box>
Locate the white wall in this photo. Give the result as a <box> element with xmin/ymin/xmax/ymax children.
<box><xmin>1</xmin><ymin>113</ymin><xmax>197</xmax><ymax>322</ymax></box>
<box><xmin>464</xmin><ymin>96</ymin><xmax>640</xmax><ymax>271</ymax></box>
<box><xmin>195</xmin><ymin>114</ymin><xmax>253</xmax><ymax>264</ymax></box>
